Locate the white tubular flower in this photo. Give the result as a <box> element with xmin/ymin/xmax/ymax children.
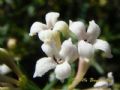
<box><xmin>29</xmin><ymin>12</ymin><xmax>59</xmax><ymax>36</ymax></box>
<box><xmin>33</xmin><ymin>57</ymin><xmax>57</xmax><ymax>78</ymax></box>
<box><xmin>87</xmin><ymin>20</ymin><xmax>101</xmax><ymax>43</ymax></box>
<box><xmin>53</xmin><ymin>21</ymin><xmax>69</xmax><ymax>37</ymax></box>
<box><xmin>78</xmin><ymin>40</ymin><xmax>95</xmax><ymax>59</ymax></box>
<box><xmin>77</xmin><ymin>20</ymin><xmax>112</xmax><ymax>59</ymax></box>
<box><xmin>29</xmin><ymin>22</ymin><xmax>47</xmax><ymax>36</ymax></box>
<box><xmin>55</xmin><ymin>61</ymin><xmax>71</xmax><ymax>82</ymax></box>
<box><xmin>0</xmin><ymin>64</ymin><xmax>11</xmax><ymax>75</ymax></box>
<box><xmin>93</xmin><ymin>39</ymin><xmax>113</xmax><ymax>58</ymax></box>
<box><xmin>45</xmin><ymin>12</ymin><xmax>60</xmax><ymax>28</ymax></box>
<box><xmin>59</xmin><ymin>38</ymin><xmax>79</xmax><ymax>62</ymax></box>
<box><xmin>69</xmin><ymin>20</ymin><xmax>86</xmax><ymax>40</ymax></box>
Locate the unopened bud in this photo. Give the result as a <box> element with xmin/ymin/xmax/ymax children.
<box><xmin>7</xmin><ymin>38</ymin><xmax>17</xmax><ymax>49</ymax></box>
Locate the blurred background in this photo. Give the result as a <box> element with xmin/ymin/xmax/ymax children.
<box><xmin>0</xmin><ymin>0</ymin><xmax>120</xmax><ymax>89</ymax></box>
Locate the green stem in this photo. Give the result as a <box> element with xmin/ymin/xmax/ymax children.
<box><xmin>0</xmin><ymin>87</ymin><xmax>21</xmax><ymax>90</ymax></box>
<box><xmin>19</xmin><ymin>75</ymin><xmax>41</xmax><ymax>90</ymax></box>
<box><xmin>0</xmin><ymin>74</ymin><xmax>19</xmax><ymax>86</ymax></box>
<box><xmin>91</xmin><ymin>60</ymin><xmax>104</xmax><ymax>74</ymax></box>
<box><xmin>68</xmin><ymin>58</ymin><xmax>90</xmax><ymax>90</ymax></box>
<box><xmin>0</xmin><ymin>48</ymin><xmax>23</xmax><ymax>77</ymax></box>
<box><xmin>43</xmin><ymin>80</ymin><xmax>57</xmax><ymax>90</ymax></box>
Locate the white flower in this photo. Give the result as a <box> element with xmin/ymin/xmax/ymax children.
<box><xmin>33</xmin><ymin>58</ymin><xmax>71</xmax><ymax>82</ymax></box>
<box><xmin>33</xmin><ymin>37</ymin><xmax>79</xmax><ymax>81</ymax></box>
<box><xmin>29</xmin><ymin>12</ymin><xmax>59</xmax><ymax>36</ymax></box>
<box><xmin>0</xmin><ymin>64</ymin><xmax>11</xmax><ymax>75</ymax></box>
<box><xmin>69</xmin><ymin>20</ymin><xmax>112</xmax><ymax>59</ymax></box>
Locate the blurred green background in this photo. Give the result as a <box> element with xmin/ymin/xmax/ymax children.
<box><xmin>0</xmin><ymin>0</ymin><xmax>120</xmax><ymax>89</ymax></box>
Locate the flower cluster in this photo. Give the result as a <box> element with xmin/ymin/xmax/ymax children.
<box><xmin>29</xmin><ymin>12</ymin><xmax>112</xmax><ymax>85</ymax></box>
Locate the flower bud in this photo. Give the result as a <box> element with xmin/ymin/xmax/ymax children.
<box><xmin>0</xmin><ymin>64</ymin><xmax>11</xmax><ymax>75</ymax></box>
<box><xmin>7</xmin><ymin>38</ymin><xmax>17</xmax><ymax>49</ymax></box>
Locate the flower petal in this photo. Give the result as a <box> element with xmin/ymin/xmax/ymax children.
<box><xmin>87</xmin><ymin>20</ymin><xmax>100</xmax><ymax>43</ymax></box>
<box><xmin>38</xmin><ymin>30</ymin><xmax>61</xmax><ymax>49</ymax></box>
<box><xmin>29</xmin><ymin>22</ymin><xmax>47</xmax><ymax>36</ymax></box>
<box><xmin>78</xmin><ymin>40</ymin><xmax>95</xmax><ymax>58</ymax></box>
<box><xmin>59</xmin><ymin>38</ymin><xmax>78</xmax><ymax>62</ymax></box>
<box><xmin>33</xmin><ymin>57</ymin><xmax>57</xmax><ymax>78</ymax></box>
<box><xmin>69</xmin><ymin>21</ymin><xmax>86</xmax><ymax>40</ymax></box>
<box><xmin>45</xmin><ymin>12</ymin><xmax>60</xmax><ymax>28</ymax></box>
<box><xmin>0</xmin><ymin>64</ymin><xmax>11</xmax><ymax>75</ymax></box>
<box><xmin>107</xmin><ymin>72</ymin><xmax>114</xmax><ymax>86</ymax></box>
<box><xmin>41</xmin><ymin>42</ymin><xmax>59</xmax><ymax>57</ymax></box>
<box><xmin>93</xmin><ymin>39</ymin><xmax>113</xmax><ymax>58</ymax></box>
<box><xmin>94</xmin><ymin>80</ymin><xmax>109</xmax><ymax>87</ymax></box>
<box><xmin>53</xmin><ymin>21</ymin><xmax>69</xmax><ymax>37</ymax></box>
<box><xmin>55</xmin><ymin>61</ymin><xmax>71</xmax><ymax>82</ymax></box>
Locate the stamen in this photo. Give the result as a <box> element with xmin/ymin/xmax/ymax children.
<box><xmin>53</xmin><ymin>56</ymin><xmax>59</xmax><ymax>64</ymax></box>
<box><xmin>53</xmin><ymin>56</ymin><xmax>63</xmax><ymax>64</ymax></box>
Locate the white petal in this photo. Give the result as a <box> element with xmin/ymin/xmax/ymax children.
<box><xmin>38</xmin><ymin>30</ymin><xmax>55</xmax><ymax>42</ymax></box>
<box><xmin>33</xmin><ymin>57</ymin><xmax>57</xmax><ymax>78</ymax></box>
<box><xmin>69</xmin><ymin>21</ymin><xmax>86</xmax><ymax>40</ymax></box>
<box><xmin>29</xmin><ymin>22</ymin><xmax>47</xmax><ymax>36</ymax></box>
<box><xmin>107</xmin><ymin>72</ymin><xmax>114</xmax><ymax>86</ymax></box>
<box><xmin>0</xmin><ymin>64</ymin><xmax>11</xmax><ymax>75</ymax></box>
<box><xmin>87</xmin><ymin>20</ymin><xmax>100</xmax><ymax>43</ymax></box>
<box><xmin>59</xmin><ymin>38</ymin><xmax>79</xmax><ymax>62</ymax></box>
<box><xmin>78</xmin><ymin>40</ymin><xmax>95</xmax><ymax>58</ymax></box>
<box><xmin>53</xmin><ymin>21</ymin><xmax>69</xmax><ymax>37</ymax></box>
<box><xmin>94</xmin><ymin>80</ymin><xmax>109</xmax><ymax>87</ymax></box>
<box><xmin>55</xmin><ymin>61</ymin><xmax>71</xmax><ymax>82</ymax></box>
<box><xmin>69</xmin><ymin>20</ymin><xmax>73</xmax><ymax>26</ymax></box>
<box><xmin>38</xmin><ymin>30</ymin><xmax>61</xmax><ymax>50</ymax></box>
<box><xmin>41</xmin><ymin>42</ymin><xmax>59</xmax><ymax>57</ymax></box>
<box><xmin>45</xmin><ymin>12</ymin><xmax>60</xmax><ymax>28</ymax></box>
<box><xmin>93</xmin><ymin>39</ymin><xmax>113</xmax><ymax>58</ymax></box>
